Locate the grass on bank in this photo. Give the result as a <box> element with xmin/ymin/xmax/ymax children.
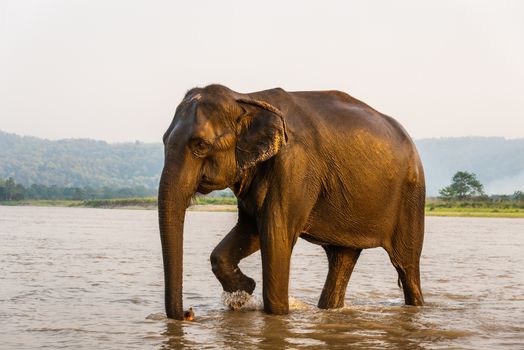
<box><xmin>2</xmin><ymin>197</ymin><xmax>524</xmax><ymax>218</ymax></box>
<box><xmin>425</xmin><ymin>199</ymin><xmax>524</xmax><ymax>218</ymax></box>
<box><xmin>0</xmin><ymin>196</ymin><xmax>237</xmax><ymax>210</ymax></box>
<box><xmin>0</xmin><ymin>199</ymin><xmax>84</xmax><ymax>207</ymax></box>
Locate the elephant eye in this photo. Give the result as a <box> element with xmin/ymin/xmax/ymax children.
<box><xmin>192</xmin><ymin>139</ymin><xmax>211</xmax><ymax>156</ymax></box>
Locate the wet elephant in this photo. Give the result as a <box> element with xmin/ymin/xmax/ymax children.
<box><xmin>158</xmin><ymin>84</ymin><xmax>425</xmax><ymax>319</ymax></box>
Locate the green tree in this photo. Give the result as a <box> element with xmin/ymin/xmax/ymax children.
<box><xmin>514</xmin><ymin>190</ymin><xmax>524</xmax><ymax>202</ymax></box>
<box><xmin>0</xmin><ymin>179</ymin><xmax>6</xmax><ymax>200</ymax></box>
<box><xmin>0</xmin><ymin>178</ymin><xmax>25</xmax><ymax>201</ymax></box>
<box><xmin>439</xmin><ymin>171</ymin><xmax>485</xmax><ymax>200</ymax></box>
<box><xmin>12</xmin><ymin>184</ymin><xmax>25</xmax><ymax>200</ymax></box>
<box><xmin>4</xmin><ymin>178</ymin><xmax>16</xmax><ymax>200</ymax></box>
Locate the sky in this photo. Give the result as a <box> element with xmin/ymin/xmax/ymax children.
<box><xmin>1</xmin><ymin>0</ymin><xmax>523</xmax><ymax>143</ymax></box>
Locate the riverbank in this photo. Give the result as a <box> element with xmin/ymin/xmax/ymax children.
<box><xmin>425</xmin><ymin>199</ymin><xmax>524</xmax><ymax>218</ymax></box>
<box><xmin>425</xmin><ymin>207</ymin><xmax>524</xmax><ymax>218</ymax></box>
<box><xmin>2</xmin><ymin>198</ymin><xmax>524</xmax><ymax>217</ymax></box>
<box><xmin>0</xmin><ymin>197</ymin><xmax>237</xmax><ymax>212</ymax></box>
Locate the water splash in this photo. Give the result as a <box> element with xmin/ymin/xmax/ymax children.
<box><xmin>221</xmin><ymin>292</ymin><xmax>313</xmax><ymax>311</ymax></box>
<box><xmin>288</xmin><ymin>297</ymin><xmax>313</xmax><ymax>311</ymax></box>
<box><xmin>221</xmin><ymin>291</ymin><xmax>263</xmax><ymax>311</ymax></box>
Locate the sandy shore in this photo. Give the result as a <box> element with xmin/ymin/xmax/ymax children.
<box><xmin>188</xmin><ymin>204</ymin><xmax>237</xmax><ymax>212</ymax></box>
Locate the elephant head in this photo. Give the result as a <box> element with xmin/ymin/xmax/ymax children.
<box><xmin>158</xmin><ymin>85</ymin><xmax>287</xmax><ymax>319</ymax></box>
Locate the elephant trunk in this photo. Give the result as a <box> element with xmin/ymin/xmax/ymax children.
<box><xmin>158</xmin><ymin>153</ymin><xmax>199</xmax><ymax>320</ymax></box>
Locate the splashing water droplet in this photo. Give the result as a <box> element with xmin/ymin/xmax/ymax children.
<box><xmin>221</xmin><ymin>291</ymin><xmax>263</xmax><ymax>311</ymax></box>
<box><xmin>288</xmin><ymin>297</ymin><xmax>312</xmax><ymax>311</ymax></box>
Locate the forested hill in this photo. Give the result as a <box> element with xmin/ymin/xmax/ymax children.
<box><xmin>0</xmin><ymin>131</ymin><xmax>163</xmax><ymax>188</ymax></box>
<box><xmin>1</xmin><ymin>131</ymin><xmax>523</xmax><ymax>195</ymax></box>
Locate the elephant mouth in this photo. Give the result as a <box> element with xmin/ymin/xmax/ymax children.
<box><xmin>197</xmin><ymin>178</ymin><xmax>224</xmax><ymax>194</ymax></box>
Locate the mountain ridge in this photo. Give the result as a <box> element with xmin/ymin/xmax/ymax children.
<box><xmin>1</xmin><ymin>130</ymin><xmax>523</xmax><ymax>195</ymax></box>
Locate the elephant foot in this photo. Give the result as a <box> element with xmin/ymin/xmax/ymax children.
<box><xmin>263</xmin><ymin>300</ymin><xmax>289</xmax><ymax>315</ymax></box>
<box><xmin>211</xmin><ymin>256</ymin><xmax>256</xmax><ymax>295</ymax></box>
<box><xmin>318</xmin><ymin>295</ymin><xmax>345</xmax><ymax>310</ymax></box>
<box><xmin>222</xmin><ymin>273</ymin><xmax>255</xmax><ymax>295</ymax></box>
<box><xmin>238</xmin><ymin>275</ymin><xmax>256</xmax><ymax>294</ymax></box>
<box><xmin>217</xmin><ymin>273</ymin><xmax>257</xmax><ymax>311</ymax></box>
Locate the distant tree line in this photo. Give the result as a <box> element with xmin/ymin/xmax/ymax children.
<box><xmin>0</xmin><ymin>177</ymin><xmax>156</xmax><ymax>201</ymax></box>
<box><xmin>438</xmin><ymin>171</ymin><xmax>524</xmax><ymax>202</ymax></box>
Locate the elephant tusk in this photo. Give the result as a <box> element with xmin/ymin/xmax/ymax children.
<box><xmin>238</xmin><ymin>172</ymin><xmax>249</xmax><ymax>195</ymax></box>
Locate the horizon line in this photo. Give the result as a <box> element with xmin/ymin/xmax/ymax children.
<box><xmin>1</xmin><ymin>129</ymin><xmax>524</xmax><ymax>144</ymax></box>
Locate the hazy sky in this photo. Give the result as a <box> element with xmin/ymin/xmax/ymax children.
<box><xmin>1</xmin><ymin>0</ymin><xmax>523</xmax><ymax>142</ymax></box>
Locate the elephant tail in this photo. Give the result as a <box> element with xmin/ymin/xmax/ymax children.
<box><xmin>397</xmin><ymin>276</ymin><xmax>402</xmax><ymax>289</ymax></box>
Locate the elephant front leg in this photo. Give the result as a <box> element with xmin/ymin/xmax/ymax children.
<box><xmin>210</xmin><ymin>218</ymin><xmax>259</xmax><ymax>294</ymax></box>
<box><xmin>318</xmin><ymin>246</ymin><xmax>362</xmax><ymax>309</ymax></box>
<box><xmin>260</xmin><ymin>225</ymin><xmax>296</xmax><ymax>315</ymax></box>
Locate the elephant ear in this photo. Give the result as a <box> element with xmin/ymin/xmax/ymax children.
<box><xmin>235</xmin><ymin>98</ymin><xmax>288</xmax><ymax>170</ymax></box>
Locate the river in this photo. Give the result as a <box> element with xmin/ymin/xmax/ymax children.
<box><xmin>1</xmin><ymin>206</ymin><xmax>523</xmax><ymax>349</ymax></box>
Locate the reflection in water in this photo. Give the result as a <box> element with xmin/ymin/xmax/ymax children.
<box><xmin>1</xmin><ymin>206</ymin><xmax>523</xmax><ymax>349</ymax></box>
<box><xmin>161</xmin><ymin>322</ymin><xmax>186</xmax><ymax>349</ymax></box>
<box><xmin>159</xmin><ymin>305</ymin><xmax>475</xmax><ymax>350</ymax></box>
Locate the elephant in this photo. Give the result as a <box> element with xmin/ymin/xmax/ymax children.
<box><xmin>158</xmin><ymin>84</ymin><xmax>425</xmax><ymax>320</ymax></box>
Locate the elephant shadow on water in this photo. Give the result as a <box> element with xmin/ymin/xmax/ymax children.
<box><xmin>158</xmin><ymin>84</ymin><xmax>425</xmax><ymax>320</ymax></box>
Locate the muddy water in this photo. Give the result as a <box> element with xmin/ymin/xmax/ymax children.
<box><xmin>1</xmin><ymin>206</ymin><xmax>523</xmax><ymax>349</ymax></box>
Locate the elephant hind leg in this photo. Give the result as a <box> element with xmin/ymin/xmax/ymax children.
<box><xmin>318</xmin><ymin>246</ymin><xmax>362</xmax><ymax>309</ymax></box>
<box><xmin>387</xmin><ymin>238</ymin><xmax>423</xmax><ymax>306</ymax></box>
<box><xmin>393</xmin><ymin>262</ymin><xmax>423</xmax><ymax>306</ymax></box>
<box><xmin>385</xmin><ymin>186</ymin><xmax>425</xmax><ymax>306</ymax></box>
<box><xmin>386</xmin><ymin>240</ymin><xmax>424</xmax><ymax>306</ymax></box>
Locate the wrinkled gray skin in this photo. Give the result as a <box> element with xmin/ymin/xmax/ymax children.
<box><xmin>158</xmin><ymin>84</ymin><xmax>425</xmax><ymax>320</ymax></box>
